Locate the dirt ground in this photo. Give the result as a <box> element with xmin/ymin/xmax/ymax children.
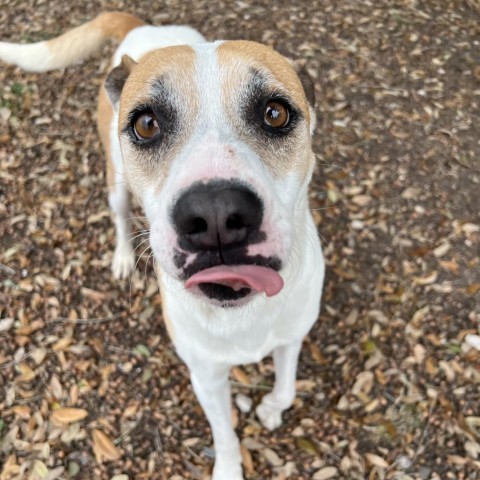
<box><xmin>0</xmin><ymin>1</ymin><xmax>479</xmax><ymax>479</ymax></box>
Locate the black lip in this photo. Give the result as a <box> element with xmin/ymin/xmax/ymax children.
<box><xmin>180</xmin><ymin>252</ymin><xmax>282</xmax><ymax>281</ymax></box>
<box><xmin>198</xmin><ymin>283</ymin><xmax>251</xmax><ymax>302</ymax></box>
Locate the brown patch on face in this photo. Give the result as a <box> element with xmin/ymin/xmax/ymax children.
<box><xmin>216</xmin><ymin>41</ymin><xmax>314</xmax><ymax>178</ymax></box>
<box><xmin>119</xmin><ymin>46</ymin><xmax>197</xmax><ymax>126</ymax></box>
<box><xmin>96</xmin><ymin>86</ymin><xmax>115</xmax><ymax>192</ymax></box>
<box><xmin>117</xmin><ymin>45</ymin><xmax>199</xmax><ymax>197</ymax></box>
<box><xmin>217</xmin><ymin>41</ymin><xmax>310</xmax><ymax>123</ymax></box>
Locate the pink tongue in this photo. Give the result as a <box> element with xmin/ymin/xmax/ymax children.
<box><xmin>185</xmin><ymin>265</ymin><xmax>284</xmax><ymax>297</ymax></box>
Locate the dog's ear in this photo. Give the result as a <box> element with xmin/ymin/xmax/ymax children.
<box><xmin>105</xmin><ymin>55</ymin><xmax>137</xmax><ymax>107</ymax></box>
<box><xmin>290</xmin><ymin>59</ymin><xmax>315</xmax><ymax>107</ymax></box>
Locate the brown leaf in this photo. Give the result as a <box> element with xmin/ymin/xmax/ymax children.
<box><xmin>241</xmin><ymin>444</ymin><xmax>255</xmax><ymax>476</ymax></box>
<box><xmin>466</xmin><ymin>283</ymin><xmax>480</xmax><ymax>295</ymax></box>
<box><xmin>364</xmin><ymin>452</ymin><xmax>389</xmax><ymax>468</ymax></box>
<box><xmin>313</xmin><ymin>466</ymin><xmax>339</xmax><ymax>479</ymax></box>
<box><xmin>11</xmin><ymin>405</ymin><xmax>31</xmax><ymax>419</ymax></box>
<box><xmin>51</xmin><ymin>407</ymin><xmax>88</xmax><ymax>425</ymax></box>
<box><xmin>81</xmin><ymin>287</ymin><xmax>108</xmax><ymax>301</ymax></box>
<box><xmin>16</xmin><ymin>363</ymin><xmax>35</xmax><ymax>383</ymax></box>
<box><xmin>309</xmin><ymin>343</ymin><xmax>328</xmax><ymax>364</ymax></box>
<box><xmin>92</xmin><ymin>429</ymin><xmax>120</xmax><ymax>462</ymax></box>
<box><xmin>413</xmin><ymin>271</ymin><xmax>438</xmax><ymax>285</ymax></box>
<box><xmin>231</xmin><ymin>366</ymin><xmax>251</xmax><ymax>385</ymax></box>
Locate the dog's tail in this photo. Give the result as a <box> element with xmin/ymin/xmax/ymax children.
<box><xmin>0</xmin><ymin>12</ymin><xmax>144</xmax><ymax>72</ymax></box>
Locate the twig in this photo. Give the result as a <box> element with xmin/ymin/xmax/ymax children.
<box><xmin>230</xmin><ymin>381</ymin><xmax>312</xmax><ymax>398</ymax></box>
<box><xmin>46</xmin><ymin>313</ymin><xmax>122</xmax><ymax>324</ymax></box>
<box><xmin>0</xmin><ymin>263</ymin><xmax>15</xmax><ymax>275</ymax></box>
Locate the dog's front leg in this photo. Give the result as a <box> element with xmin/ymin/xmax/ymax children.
<box><xmin>108</xmin><ymin>181</ymin><xmax>135</xmax><ymax>279</ymax></box>
<box><xmin>256</xmin><ymin>339</ymin><xmax>303</xmax><ymax>430</ymax></box>
<box><xmin>106</xmin><ymin>150</ymin><xmax>136</xmax><ymax>279</ymax></box>
<box><xmin>189</xmin><ymin>362</ymin><xmax>243</xmax><ymax>480</ymax></box>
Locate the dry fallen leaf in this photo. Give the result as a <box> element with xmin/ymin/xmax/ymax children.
<box><xmin>1</xmin><ymin>3</ymin><xmax>478</xmax><ymax>479</ymax></box>
<box><xmin>352</xmin><ymin>371</ymin><xmax>374</xmax><ymax>396</ymax></box>
<box><xmin>262</xmin><ymin>447</ymin><xmax>284</xmax><ymax>467</ymax></box>
<box><xmin>91</xmin><ymin>428</ymin><xmax>120</xmax><ymax>463</ymax></box>
<box><xmin>312</xmin><ymin>466</ymin><xmax>339</xmax><ymax>480</ymax></box>
<box><xmin>231</xmin><ymin>366</ymin><xmax>251</xmax><ymax>385</ymax></box>
<box><xmin>364</xmin><ymin>452</ymin><xmax>389</xmax><ymax>468</ymax></box>
<box><xmin>241</xmin><ymin>444</ymin><xmax>255</xmax><ymax>476</ymax></box>
<box><xmin>413</xmin><ymin>271</ymin><xmax>438</xmax><ymax>285</ymax></box>
<box><xmin>16</xmin><ymin>363</ymin><xmax>35</xmax><ymax>383</ymax></box>
<box><xmin>50</xmin><ymin>407</ymin><xmax>88</xmax><ymax>425</ymax></box>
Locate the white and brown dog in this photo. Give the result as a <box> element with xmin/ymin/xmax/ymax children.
<box><xmin>0</xmin><ymin>12</ymin><xmax>325</xmax><ymax>479</ymax></box>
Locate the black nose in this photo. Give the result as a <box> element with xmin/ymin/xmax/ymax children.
<box><xmin>171</xmin><ymin>180</ymin><xmax>263</xmax><ymax>251</ymax></box>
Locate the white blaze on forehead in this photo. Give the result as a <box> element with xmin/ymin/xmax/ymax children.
<box><xmin>163</xmin><ymin>41</ymin><xmax>264</xmax><ymax>186</ymax></box>
<box><xmin>192</xmin><ymin>41</ymin><xmax>226</xmax><ymax>135</ymax></box>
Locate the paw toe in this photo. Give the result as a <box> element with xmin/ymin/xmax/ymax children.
<box><xmin>112</xmin><ymin>244</ymin><xmax>135</xmax><ymax>279</ymax></box>
<box><xmin>255</xmin><ymin>402</ymin><xmax>283</xmax><ymax>431</ymax></box>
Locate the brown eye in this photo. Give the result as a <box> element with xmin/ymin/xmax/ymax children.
<box><xmin>264</xmin><ymin>100</ymin><xmax>290</xmax><ymax>128</ymax></box>
<box><xmin>133</xmin><ymin>112</ymin><xmax>160</xmax><ymax>140</ymax></box>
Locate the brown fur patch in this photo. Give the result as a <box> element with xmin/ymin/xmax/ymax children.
<box><xmin>118</xmin><ymin>45</ymin><xmax>198</xmax><ymax>123</ymax></box>
<box><xmin>217</xmin><ymin>41</ymin><xmax>313</xmax><ymax>178</ymax></box>
<box><xmin>117</xmin><ymin>46</ymin><xmax>199</xmax><ymax>197</ymax></box>
<box><xmin>217</xmin><ymin>41</ymin><xmax>310</xmax><ymax>123</ymax></box>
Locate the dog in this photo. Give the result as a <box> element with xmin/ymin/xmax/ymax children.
<box><xmin>0</xmin><ymin>12</ymin><xmax>325</xmax><ymax>479</ymax></box>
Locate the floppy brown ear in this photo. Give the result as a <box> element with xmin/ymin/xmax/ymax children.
<box><xmin>291</xmin><ymin>59</ymin><xmax>315</xmax><ymax>107</ymax></box>
<box><xmin>105</xmin><ymin>54</ymin><xmax>137</xmax><ymax>107</ymax></box>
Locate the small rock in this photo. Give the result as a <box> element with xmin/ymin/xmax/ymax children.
<box><xmin>465</xmin><ymin>334</ymin><xmax>480</xmax><ymax>351</ymax></box>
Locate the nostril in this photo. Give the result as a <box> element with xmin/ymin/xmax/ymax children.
<box><xmin>171</xmin><ymin>180</ymin><xmax>264</xmax><ymax>251</ymax></box>
<box><xmin>186</xmin><ymin>217</ymin><xmax>208</xmax><ymax>235</ymax></box>
<box><xmin>226</xmin><ymin>213</ymin><xmax>247</xmax><ymax>231</ymax></box>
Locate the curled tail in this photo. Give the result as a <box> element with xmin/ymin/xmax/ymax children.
<box><xmin>0</xmin><ymin>12</ymin><xmax>144</xmax><ymax>72</ymax></box>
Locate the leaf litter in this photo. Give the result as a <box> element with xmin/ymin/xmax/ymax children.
<box><xmin>1</xmin><ymin>0</ymin><xmax>479</xmax><ymax>479</ymax></box>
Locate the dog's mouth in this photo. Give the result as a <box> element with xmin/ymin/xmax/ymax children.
<box><xmin>185</xmin><ymin>264</ymin><xmax>284</xmax><ymax>301</ymax></box>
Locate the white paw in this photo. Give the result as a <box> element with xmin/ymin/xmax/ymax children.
<box><xmin>112</xmin><ymin>243</ymin><xmax>135</xmax><ymax>279</ymax></box>
<box><xmin>256</xmin><ymin>394</ymin><xmax>285</xmax><ymax>431</ymax></box>
<box><xmin>212</xmin><ymin>462</ymin><xmax>243</xmax><ymax>480</ymax></box>
<box><xmin>212</xmin><ymin>448</ymin><xmax>243</xmax><ymax>480</ymax></box>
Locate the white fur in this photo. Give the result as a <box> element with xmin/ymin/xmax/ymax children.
<box><xmin>108</xmin><ymin>113</ymin><xmax>135</xmax><ymax>279</ymax></box>
<box><xmin>0</xmin><ymin>41</ymin><xmax>54</xmax><ymax>72</ymax></box>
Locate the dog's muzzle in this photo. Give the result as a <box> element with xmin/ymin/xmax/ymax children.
<box><xmin>170</xmin><ymin>179</ymin><xmax>283</xmax><ymax>302</ymax></box>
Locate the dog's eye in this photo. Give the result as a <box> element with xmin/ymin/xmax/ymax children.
<box><xmin>133</xmin><ymin>112</ymin><xmax>160</xmax><ymax>140</ymax></box>
<box><xmin>263</xmin><ymin>100</ymin><xmax>290</xmax><ymax>129</ymax></box>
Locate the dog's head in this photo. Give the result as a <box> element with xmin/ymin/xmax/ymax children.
<box><xmin>106</xmin><ymin>41</ymin><xmax>316</xmax><ymax>307</ymax></box>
